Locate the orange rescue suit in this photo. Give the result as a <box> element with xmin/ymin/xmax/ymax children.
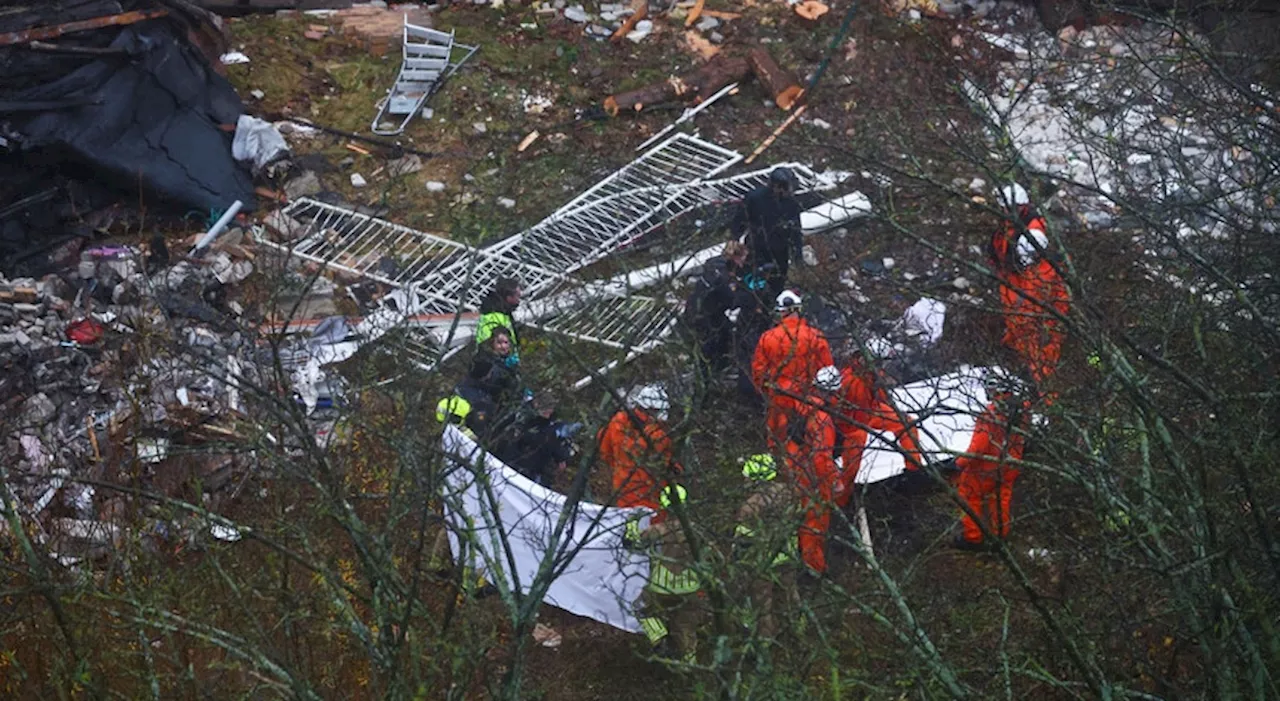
<box><xmin>784</xmin><ymin>405</ymin><xmax>840</xmax><ymax>574</ymax></box>
<box><xmin>829</xmin><ymin>366</ymin><xmax>924</xmax><ymax>507</ymax></box>
<box><xmin>993</xmin><ymin>218</ymin><xmax>1070</xmax><ymax>384</ymax></box>
<box><xmin>753</xmin><ymin>315</ymin><xmax>833</xmax><ymax>450</ymax></box>
<box><xmin>599</xmin><ymin>409</ymin><xmax>680</xmax><ymax>514</ymax></box>
<box><xmin>956</xmin><ymin>401</ymin><xmax>1027</xmax><ymax>544</ymax></box>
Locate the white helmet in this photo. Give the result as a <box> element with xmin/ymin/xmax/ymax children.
<box><xmin>999</xmin><ymin>182</ymin><xmax>1030</xmax><ymax>207</ymax></box>
<box><xmin>1016</xmin><ymin>228</ymin><xmax>1049</xmax><ymax>268</ymax></box>
<box><xmin>775</xmin><ymin>290</ymin><xmax>803</xmax><ymax>313</ymax></box>
<box><xmin>628</xmin><ymin>384</ymin><xmax>670</xmax><ymax>419</ymax></box>
<box><xmin>815</xmin><ymin>365</ymin><xmax>843</xmax><ymax>392</ymax></box>
<box><xmin>983</xmin><ymin>367</ymin><xmax>1028</xmax><ymax>399</ymax></box>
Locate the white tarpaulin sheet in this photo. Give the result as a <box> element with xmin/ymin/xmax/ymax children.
<box><xmin>440</xmin><ymin>425</ymin><xmax>650</xmax><ymax>633</ymax></box>
<box><xmin>856</xmin><ymin>366</ymin><xmax>992</xmax><ymax>484</ymax></box>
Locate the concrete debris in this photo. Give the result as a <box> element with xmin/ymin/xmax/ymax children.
<box><xmin>626</xmin><ymin>19</ymin><xmax>654</xmax><ymax>42</ymax></box>
<box><xmin>426</xmin><ymin>180</ymin><xmax>447</xmax><ymax>192</ymax></box>
<box><xmin>285</xmin><ymin>170</ymin><xmax>323</xmax><ymax>199</ymax></box>
<box><xmin>498</xmin><ymin>197</ymin><xmax>517</xmax><ymax>209</ymax></box>
<box><xmin>351</xmin><ymin>173</ymin><xmax>368</xmax><ymax>187</ymax></box>
<box><xmin>387</xmin><ymin>154</ymin><xmax>424</xmax><ymax>177</ymax></box>
<box><xmin>564</xmin><ymin>5</ymin><xmax>589</xmax><ymax>22</ymax></box>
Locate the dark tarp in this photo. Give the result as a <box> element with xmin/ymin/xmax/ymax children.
<box><xmin>0</xmin><ymin>14</ymin><xmax>256</xmax><ymax>216</ymax></box>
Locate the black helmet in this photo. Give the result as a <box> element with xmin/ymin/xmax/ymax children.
<box><xmin>769</xmin><ymin>167</ymin><xmax>797</xmax><ymax>188</ymax></box>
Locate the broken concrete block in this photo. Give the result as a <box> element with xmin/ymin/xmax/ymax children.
<box><xmin>350</xmin><ymin>173</ymin><xmax>367</xmax><ymax>187</ymax></box>
<box><xmin>387</xmin><ymin>154</ymin><xmax>424</xmax><ymax>177</ymax></box>
<box><xmin>285</xmin><ymin>171</ymin><xmax>323</xmax><ymax>199</ymax></box>
<box><xmin>23</xmin><ymin>393</ymin><xmax>57</xmax><ymax>426</ymax></box>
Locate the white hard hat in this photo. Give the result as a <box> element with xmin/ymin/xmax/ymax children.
<box><xmin>628</xmin><ymin>384</ymin><xmax>670</xmax><ymax>416</ymax></box>
<box><xmin>999</xmin><ymin>183</ymin><xmax>1030</xmax><ymax>207</ymax></box>
<box><xmin>1016</xmin><ymin>228</ymin><xmax>1049</xmax><ymax>267</ymax></box>
<box><xmin>775</xmin><ymin>290</ymin><xmax>803</xmax><ymax>312</ymax></box>
<box><xmin>815</xmin><ymin>365</ymin><xmax>843</xmax><ymax>392</ymax></box>
<box><xmin>983</xmin><ymin>366</ymin><xmax>1028</xmax><ymax>398</ymax></box>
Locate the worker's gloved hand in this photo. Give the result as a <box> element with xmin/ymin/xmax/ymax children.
<box><xmin>503</xmin><ymin>354</ymin><xmax>520</xmax><ymax>368</ymax></box>
<box><xmin>725</xmin><ymin>308</ymin><xmax>741</xmax><ymax>324</ymax></box>
<box><xmin>555</xmin><ymin>422</ymin><xmax>584</xmax><ymax>439</ymax></box>
<box><xmin>801</xmin><ymin>245</ymin><xmax>818</xmax><ymax>267</ymax></box>
<box><xmin>523</xmin><ymin>389</ymin><xmax>535</xmax><ymax>402</ymax></box>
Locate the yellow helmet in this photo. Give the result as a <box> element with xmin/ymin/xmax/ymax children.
<box><xmin>659</xmin><ymin>484</ymin><xmax>688</xmax><ymax>509</ymax></box>
<box><xmin>742</xmin><ymin>454</ymin><xmax>777</xmax><ymax>482</ymax></box>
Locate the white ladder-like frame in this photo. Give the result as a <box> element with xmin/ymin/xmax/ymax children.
<box><xmin>256</xmin><ymin>135</ymin><xmax>834</xmax><ymax>365</ymax></box>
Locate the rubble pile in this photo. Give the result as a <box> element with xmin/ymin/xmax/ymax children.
<box><xmin>0</xmin><ymin>228</ymin><xmax>341</xmax><ymax>563</ymax></box>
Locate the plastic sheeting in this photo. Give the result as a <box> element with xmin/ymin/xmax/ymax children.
<box><xmin>856</xmin><ymin>365</ymin><xmax>991</xmax><ymax>483</ymax></box>
<box><xmin>0</xmin><ymin>18</ymin><xmax>255</xmax><ymax>214</ymax></box>
<box><xmin>441</xmin><ymin>425</ymin><xmax>650</xmax><ymax>633</ymax></box>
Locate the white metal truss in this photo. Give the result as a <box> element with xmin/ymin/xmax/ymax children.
<box><xmin>494</xmin><ymin>135</ymin><xmax>743</xmax><ymax>281</ymax></box>
<box><xmin>259</xmin><ymin>198</ymin><xmax>570</xmax><ymax>315</ymax></box>
<box><xmin>256</xmin><ymin>134</ymin><xmax>839</xmax><ymax>368</ymax></box>
<box><xmin>525</xmin><ymin>293</ymin><xmax>679</xmax><ymax>352</ymax></box>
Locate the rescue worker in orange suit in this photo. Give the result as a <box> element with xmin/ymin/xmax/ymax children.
<box><xmin>599</xmin><ymin>385</ymin><xmax>682</xmax><ymax>517</ymax></box>
<box><xmin>784</xmin><ymin>367</ymin><xmax>844</xmax><ymax>575</ymax></box>
<box><xmin>827</xmin><ymin>362</ymin><xmax>925</xmax><ymax>508</ymax></box>
<box><xmin>953</xmin><ymin>370</ymin><xmax>1030</xmax><ymax>551</ymax></box>
<box><xmin>753</xmin><ymin>290</ymin><xmax>834</xmax><ymax>452</ymax></box>
<box><xmin>992</xmin><ymin>184</ymin><xmax>1071</xmax><ymax>385</ymax></box>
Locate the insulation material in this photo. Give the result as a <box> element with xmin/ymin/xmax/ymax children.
<box><xmin>441</xmin><ymin>426</ymin><xmax>650</xmax><ymax>633</ymax></box>
<box><xmin>801</xmin><ymin>191</ymin><xmax>872</xmax><ymax>233</ymax></box>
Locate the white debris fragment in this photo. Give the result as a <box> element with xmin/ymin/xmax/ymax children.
<box><xmin>426</xmin><ymin>181</ymin><xmax>446</xmax><ymax>192</ymax></box>
<box><xmin>220</xmin><ymin>52</ymin><xmax>250</xmax><ymax>65</ymax></box>
<box><xmin>564</xmin><ymin>5</ymin><xmax>589</xmax><ymax>21</ymax></box>
<box><xmin>802</xmin><ymin>245</ymin><xmax>818</xmax><ymax>266</ymax></box>
<box><xmin>473</xmin><ymin>122</ymin><xmax>488</xmax><ymax>134</ymax></box>
<box><xmin>250</xmin><ymin>89</ymin><xmax>265</xmax><ymax>100</ymax></box>
<box><xmin>498</xmin><ymin>197</ymin><xmax>516</xmax><ymax>209</ymax></box>
<box><xmin>952</xmin><ymin>276</ymin><xmax>970</xmax><ymax>290</ymax></box>
<box><xmin>901</xmin><ymin>297</ymin><xmax>947</xmax><ymax>345</ymax></box>
<box><xmin>882</xmin><ymin>257</ymin><xmax>895</xmax><ymax>270</ymax></box>
<box><xmin>210</xmin><ymin>523</ymin><xmax>243</xmax><ymax>542</ymax></box>
<box><xmin>626</xmin><ymin>19</ymin><xmax>653</xmax><ymax>42</ymax></box>
<box><xmin>350</xmin><ymin>173</ymin><xmax>367</xmax><ymax>188</ymax></box>
<box><xmin>522</xmin><ymin>92</ymin><xmax>554</xmax><ymax>114</ymax></box>
<box><xmin>968</xmin><ymin>177</ymin><xmax>986</xmax><ymax>192</ymax></box>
